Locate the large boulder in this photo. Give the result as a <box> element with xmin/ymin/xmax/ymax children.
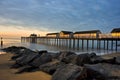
<box><xmin>52</xmin><ymin>64</ymin><xmax>86</xmax><ymax>80</ymax></box>
<box><xmin>84</xmin><ymin>63</ymin><xmax>120</xmax><ymax>80</ymax></box>
<box><xmin>39</xmin><ymin>60</ymin><xmax>65</xmax><ymax>75</ymax></box>
<box><xmin>2</xmin><ymin>46</ymin><xmax>27</xmax><ymax>53</ymax></box>
<box><xmin>58</xmin><ymin>51</ymin><xmax>76</xmax><ymax>61</ymax></box>
<box><xmin>16</xmin><ymin>53</ymin><xmax>39</xmax><ymax>65</ymax></box>
<box><xmin>90</xmin><ymin>56</ymin><xmax>116</xmax><ymax>64</ymax></box>
<box><xmin>29</xmin><ymin>53</ymin><xmax>52</xmax><ymax>67</ymax></box>
<box><xmin>15</xmin><ymin>66</ymin><xmax>39</xmax><ymax>74</ymax></box>
<box><xmin>62</xmin><ymin>53</ymin><xmax>91</xmax><ymax>66</ymax></box>
<box><xmin>11</xmin><ymin>48</ymin><xmax>35</xmax><ymax>60</ymax></box>
<box><xmin>115</xmin><ymin>56</ymin><xmax>120</xmax><ymax>64</ymax></box>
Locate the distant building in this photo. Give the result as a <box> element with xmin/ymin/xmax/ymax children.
<box><xmin>30</xmin><ymin>34</ymin><xmax>37</xmax><ymax>37</ymax></box>
<box><xmin>111</xmin><ymin>28</ymin><xmax>120</xmax><ymax>38</ymax></box>
<box><xmin>74</xmin><ymin>30</ymin><xmax>101</xmax><ymax>38</ymax></box>
<box><xmin>46</xmin><ymin>33</ymin><xmax>59</xmax><ymax>38</ymax></box>
<box><xmin>30</xmin><ymin>33</ymin><xmax>37</xmax><ymax>43</ymax></box>
<box><xmin>59</xmin><ymin>31</ymin><xmax>73</xmax><ymax>38</ymax></box>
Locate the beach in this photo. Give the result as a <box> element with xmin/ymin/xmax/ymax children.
<box><xmin>0</xmin><ymin>53</ymin><xmax>51</xmax><ymax>80</ymax></box>
<box><xmin>0</xmin><ymin>46</ymin><xmax>120</xmax><ymax>80</ymax></box>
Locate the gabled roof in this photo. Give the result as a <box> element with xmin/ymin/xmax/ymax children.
<box><xmin>60</xmin><ymin>31</ymin><xmax>73</xmax><ymax>34</ymax></box>
<box><xmin>111</xmin><ymin>28</ymin><xmax>120</xmax><ymax>33</ymax></box>
<box><xmin>46</xmin><ymin>33</ymin><xmax>59</xmax><ymax>35</ymax></box>
<box><xmin>74</xmin><ymin>30</ymin><xmax>101</xmax><ymax>34</ymax></box>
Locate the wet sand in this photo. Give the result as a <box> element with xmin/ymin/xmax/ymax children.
<box><xmin>0</xmin><ymin>53</ymin><xmax>51</xmax><ymax>80</ymax></box>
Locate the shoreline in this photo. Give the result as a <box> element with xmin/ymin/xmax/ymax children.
<box><xmin>0</xmin><ymin>53</ymin><xmax>51</xmax><ymax>80</ymax></box>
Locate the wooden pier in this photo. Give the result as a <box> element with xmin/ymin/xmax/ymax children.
<box><xmin>21</xmin><ymin>37</ymin><xmax>120</xmax><ymax>51</ymax></box>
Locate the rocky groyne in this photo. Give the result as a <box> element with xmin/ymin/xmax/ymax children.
<box><xmin>2</xmin><ymin>46</ymin><xmax>120</xmax><ymax>80</ymax></box>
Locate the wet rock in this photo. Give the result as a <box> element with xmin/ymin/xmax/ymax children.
<box><xmin>90</xmin><ymin>56</ymin><xmax>116</xmax><ymax>64</ymax></box>
<box><xmin>16</xmin><ymin>53</ymin><xmax>39</xmax><ymax>65</ymax></box>
<box><xmin>39</xmin><ymin>60</ymin><xmax>65</xmax><ymax>75</ymax></box>
<box><xmin>16</xmin><ymin>66</ymin><xmax>39</xmax><ymax>74</ymax></box>
<box><xmin>2</xmin><ymin>46</ymin><xmax>27</xmax><ymax>53</ymax></box>
<box><xmin>11</xmin><ymin>48</ymin><xmax>36</xmax><ymax>61</ymax></box>
<box><xmin>62</xmin><ymin>53</ymin><xmax>91</xmax><ymax>66</ymax></box>
<box><xmin>52</xmin><ymin>64</ymin><xmax>86</xmax><ymax>80</ymax></box>
<box><xmin>48</xmin><ymin>52</ymin><xmax>61</xmax><ymax>59</ymax></box>
<box><xmin>38</xmin><ymin>50</ymin><xmax>48</xmax><ymax>55</ymax></box>
<box><xmin>11</xmin><ymin>63</ymin><xmax>23</xmax><ymax>68</ymax></box>
<box><xmin>115</xmin><ymin>56</ymin><xmax>120</xmax><ymax>64</ymax></box>
<box><xmin>84</xmin><ymin>63</ymin><xmax>120</xmax><ymax>80</ymax></box>
<box><xmin>89</xmin><ymin>52</ymin><xmax>97</xmax><ymax>58</ymax></box>
<box><xmin>29</xmin><ymin>53</ymin><xmax>52</xmax><ymax>67</ymax></box>
<box><xmin>58</xmin><ymin>51</ymin><xmax>76</xmax><ymax>61</ymax></box>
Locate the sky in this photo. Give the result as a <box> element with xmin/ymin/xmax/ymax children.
<box><xmin>0</xmin><ymin>0</ymin><xmax>120</xmax><ymax>38</ymax></box>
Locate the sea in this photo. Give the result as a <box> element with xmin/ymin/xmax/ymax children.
<box><xmin>0</xmin><ymin>38</ymin><xmax>120</xmax><ymax>55</ymax></box>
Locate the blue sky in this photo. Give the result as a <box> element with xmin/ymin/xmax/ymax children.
<box><xmin>0</xmin><ymin>0</ymin><xmax>120</xmax><ymax>37</ymax></box>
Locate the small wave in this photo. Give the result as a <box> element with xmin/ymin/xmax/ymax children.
<box><xmin>0</xmin><ymin>50</ymin><xmax>6</xmax><ymax>55</ymax></box>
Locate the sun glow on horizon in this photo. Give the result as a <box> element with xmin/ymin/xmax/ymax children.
<box><xmin>0</xmin><ymin>25</ymin><xmax>48</xmax><ymax>38</ymax></box>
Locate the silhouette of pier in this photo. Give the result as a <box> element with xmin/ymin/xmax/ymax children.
<box><xmin>21</xmin><ymin>28</ymin><xmax>120</xmax><ymax>51</ymax></box>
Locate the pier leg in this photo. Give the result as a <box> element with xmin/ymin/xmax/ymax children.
<box><xmin>107</xmin><ymin>40</ymin><xmax>109</xmax><ymax>50</ymax></box>
<box><xmin>59</xmin><ymin>39</ymin><xmax>61</xmax><ymax>47</ymax></box>
<box><xmin>57</xmin><ymin>38</ymin><xmax>58</xmax><ymax>46</ymax></box>
<box><xmin>99</xmin><ymin>40</ymin><xmax>101</xmax><ymax>49</ymax></box>
<box><xmin>66</xmin><ymin>39</ymin><xmax>68</xmax><ymax>48</ymax></box>
<box><xmin>111</xmin><ymin>40</ymin><xmax>113</xmax><ymax>50</ymax></box>
<box><xmin>77</xmin><ymin>39</ymin><xmax>79</xmax><ymax>50</ymax></box>
<box><xmin>104</xmin><ymin>40</ymin><xmax>106</xmax><ymax>50</ymax></box>
<box><xmin>92</xmin><ymin>40</ymin><xmax>94</xmax><ymax>49</ymax></box>
<box><xmin>82</xmin><ymin>39</ymin><xmax>84</xmax><ymax>50</ymax></box>
<box><xmin>97</xmin><ymin>40</ymin><xmax>99</xmax><ymax>50</ymax></box>
<box><xmin>116</xmin><ymin>40</ymin><xmax>118</xmax><ymax>51</ymax></box>
<box><xmin>68</xmin><ymin>39</ymin><xmax>71</xmax><ymax>49</ymax></box>
<box><xmin>87</xmin><ymin>40</ymin><xmax>89</xmax><ymax>50</ymax></box>
<box><xmin>73</xmin><ymin>38</ymin><xmax>75</xmax><ymax>49</ymax></box>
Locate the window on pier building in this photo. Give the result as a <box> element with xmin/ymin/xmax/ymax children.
<box><xmin>111</xmin><ymin>28</ymin><xmax>120</xmax><ymax>38</ymax></box>
<box><xmin>59</xmin><ymin>31</ymin><xmax>73</xmax><ymax>38</ymax></box>
<box><xmin>46</xmin><ymin>33</ymin><xmax>59</xmax><ymax>38</ymax></box>
<box><xmin>74</xmin><ymin>30</ymin><xmax>101</xmax><ymax>38</ymax></box>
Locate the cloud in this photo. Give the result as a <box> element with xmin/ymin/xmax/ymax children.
<box><xmin>0</xmin><ymin>0</ymin><xmax>120</xmax><ymax>34</ymax></box>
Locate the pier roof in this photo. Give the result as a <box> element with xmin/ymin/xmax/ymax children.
<box><xmin>111</xmin><ymin>28</ymin><xmax>120</xmax><ymax>33</ymax></box>
<box><xmin>74</xmin><ymin>30</ymin><xmax>101</xmax><ymax>34</ymax></box>
<box><xmin>46</xmin><ymin>33</ymin><xmax>59</xmax><ymax>35</ymax></box>
<box><xmin>60</xmin><ymin>31</ymin><xmax>73</xmax><ymax>34</ymax></box>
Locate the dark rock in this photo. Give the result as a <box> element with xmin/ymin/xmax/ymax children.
<box><xmin>90</xmin><ymin>56</ymin><xmax>116</xmax><ymax>64</ymax></box>
<box><xmin>2</xmin><ymin>46</ymin><xmax>27</xmax><ymax>53</ymax></box>
<box><xmin>11</xmin><ymin>63</ymin><xmax>23</xmax><ymax>68</ymax></box>
<box><xmin>89</xmin><ymin>52</ymin><xmax>97</xmax><ymax>58</ymax></box>
<box><xmin>39</xmin><ymin>60</ymin><xmax>65</xmax><ymax>75</ymax></box>
<box><xmin>16</xmin><ymin>53</ymin><xmax>39</xmax><ymax>65</ymax></box>
<box><xmin>11</xmin><ymin>48</ymin><xmax>36</xmax><ymax>61</ymax></box>
<box><xmin>38</xmin><ymin>50</ymin><xmax>47</xmax><ymax>55</ymax></box>
<box><xmin>62</xmin><ymin>53</ymin><xmax>91</xmax><ymax>66</ymax></box>
<box><xmin>84</xmin><ymin>63</ymin><xmax>120</xmax><ymax>80</ymax></box>
<box><xmin>16</xmin><ymin>66</ymin><xmax>39</xmax><ymax>74</ymax></box>
<box><xmin>29</xmin><ymin>53</ymin><xmax>52</xmax><ymax>67</ymax></box>
<box><xmin>115</xmin><ymin>56</ymin><xmax>120</xmax><ymax>64</ymax></box>
<box><xmin>76</xmin><ymin>53</ymin><xmax>91</xmax><ymax>66</ymax></box>
<box><xmin>58</xmin><ymin>51</ymin><xmax>76</xmax><ymax>61</ymax></box>
<box><xmin>61</xmin><ymin>54</ymin><xmax>77</xmax><ymax>64</ymax></box>
<box><xmin>52</xmin><ymin>64</ymin><xmax>87</xmax><ymax>80</ymax></box>
<box><xmin>48</xmin><ymin>52</ymin><xmax>61</xmax><ymax>59</ymax></box>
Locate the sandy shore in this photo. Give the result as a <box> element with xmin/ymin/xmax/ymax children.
<box><xmin>0</xmin><ymin>53</ymin><xmax>51</xmax><ymax>80</ymax></box>
<box><xmin>0</xmin><ymin>51</ymin><xmax>119</xmax><ymax>80</ymax></box>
